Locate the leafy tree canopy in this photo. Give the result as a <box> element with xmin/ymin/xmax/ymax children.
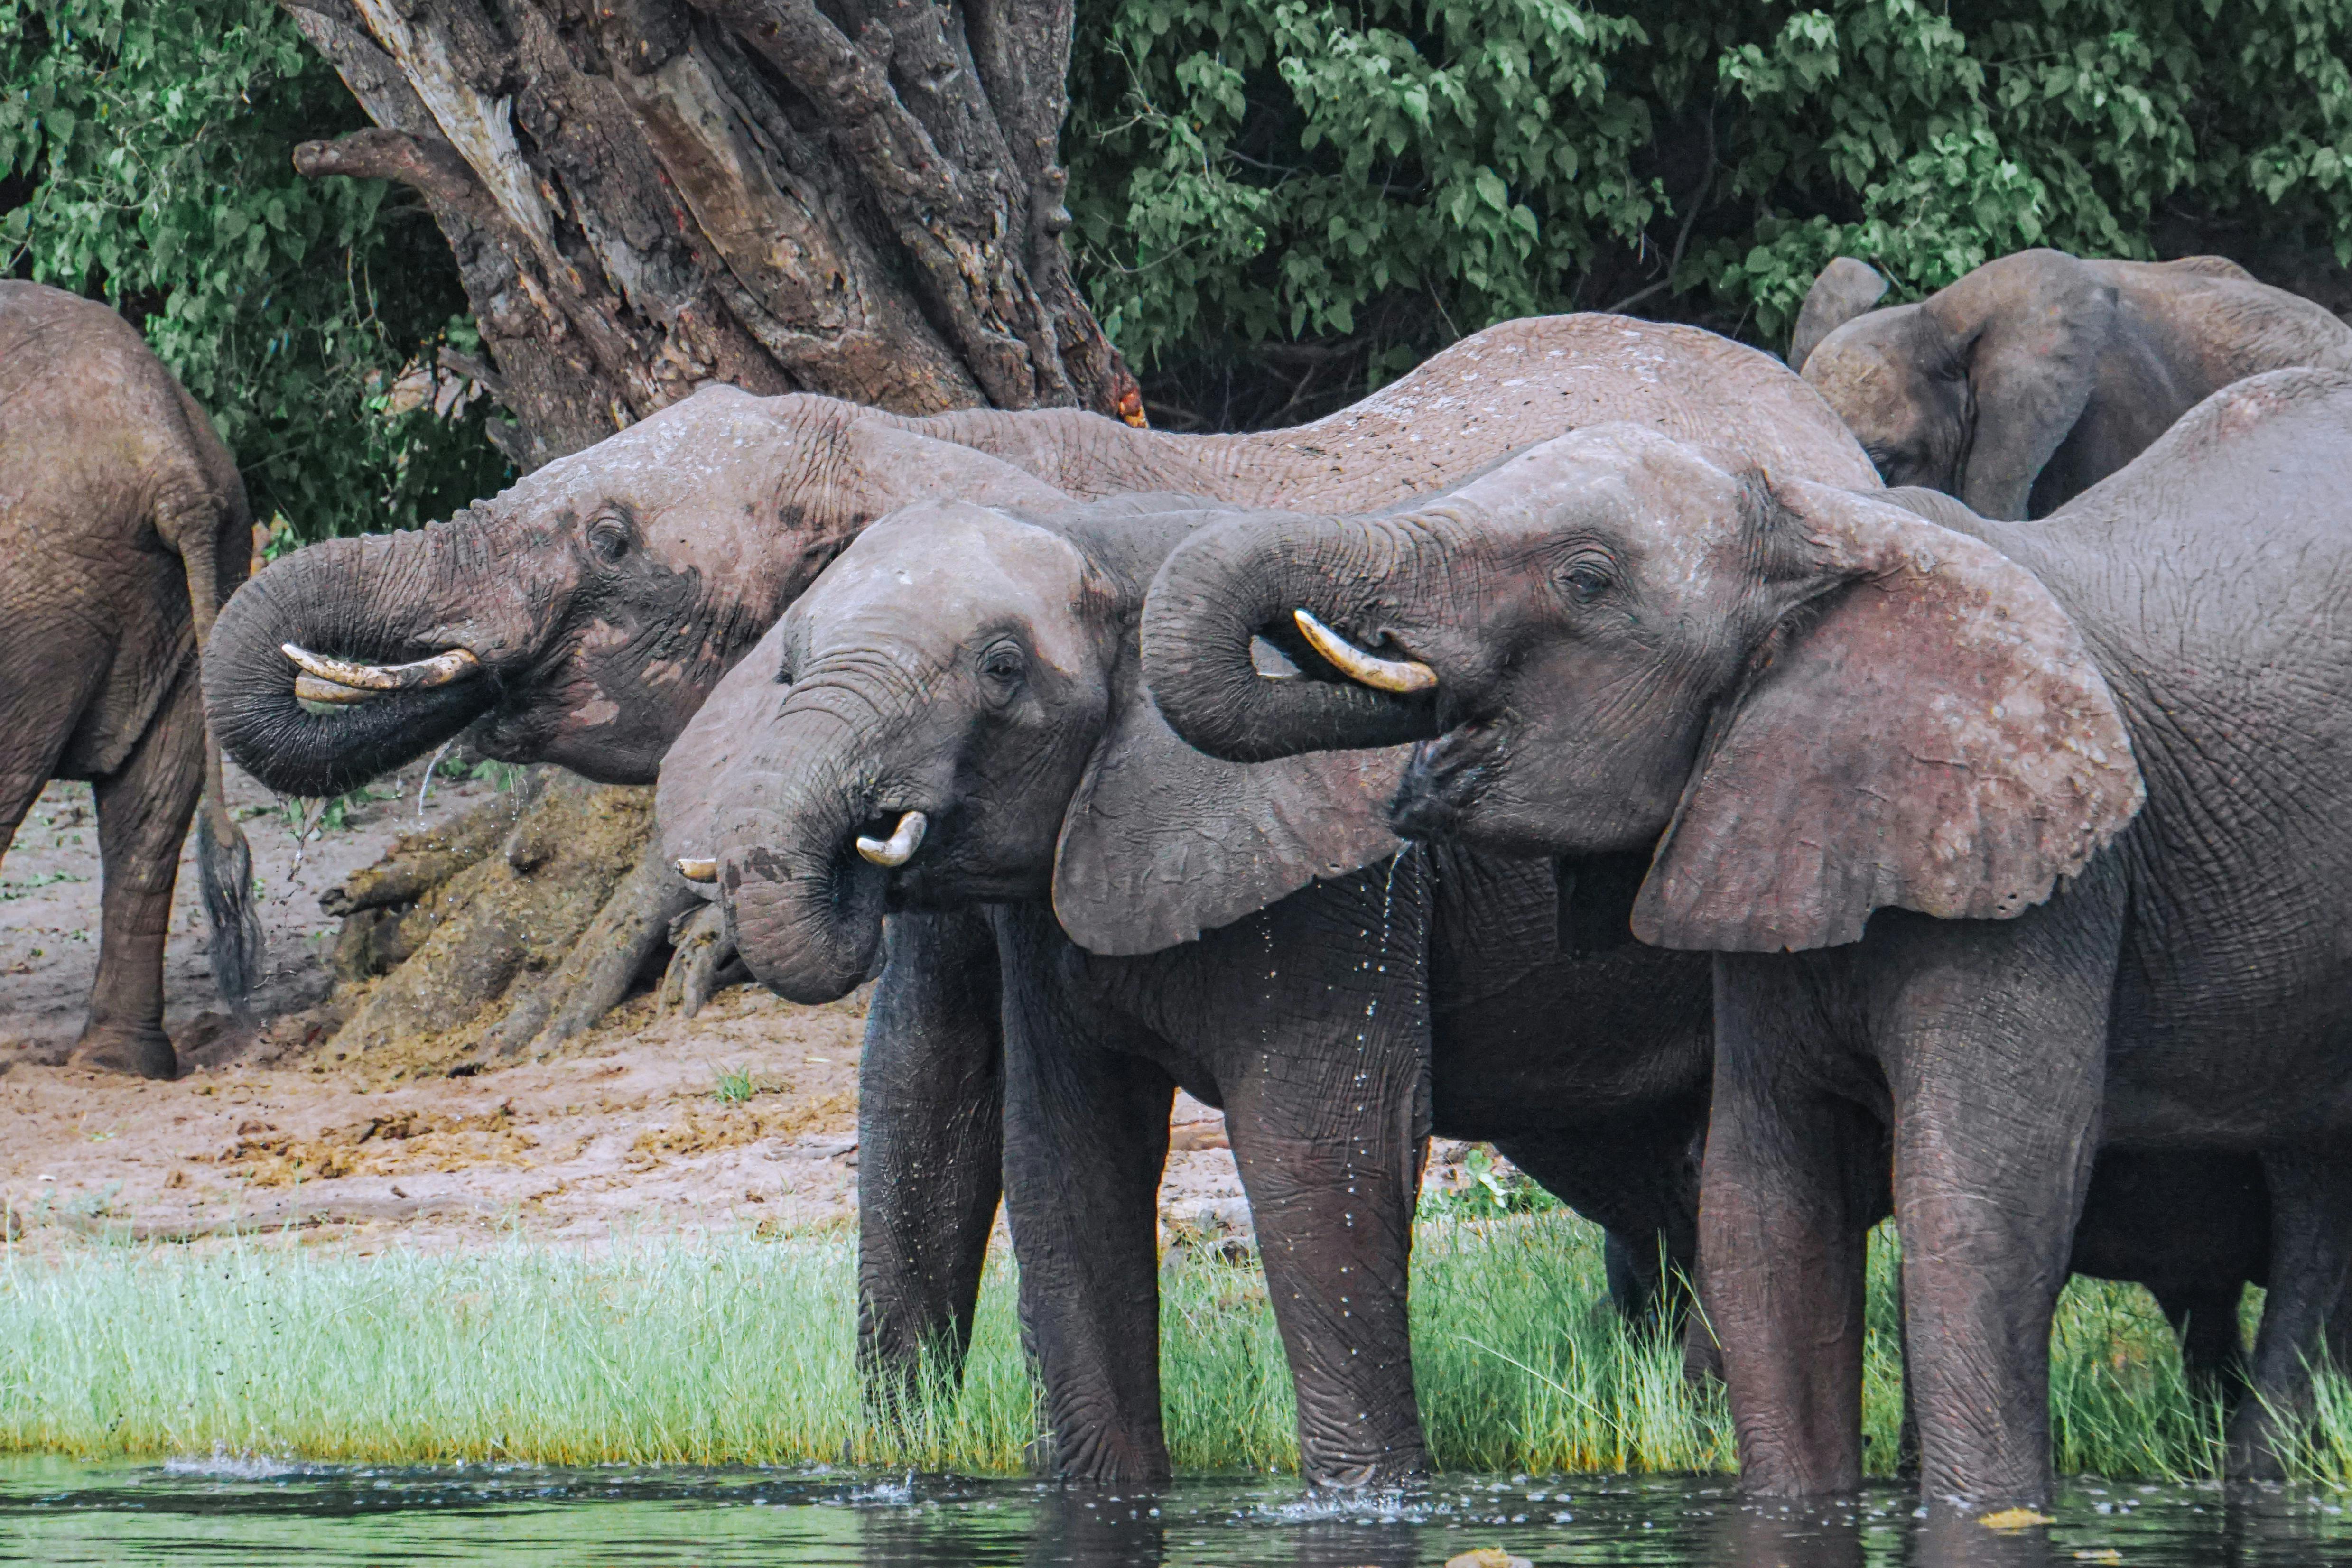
<box><xmin>8</xmin><ymin>0</ymin><xmax>2351</xmax><ymax>494</ymax></box>
<box><xmin>1</xmin><ymin>0</ymin><xmax>507</xmax><ymax>544</ymax></box>
<box><xmin>1067</xmin><ymin>0</ymin><xmax>2352</xmax><ymax>425</ymax></box>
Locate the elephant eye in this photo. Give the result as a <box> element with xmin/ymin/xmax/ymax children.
<box><xmin>978</xmin><ymin>642</ymin><xmax>1028</xmax><ymax>692</ymax></box>
<box><xmin>1559</xmin><ymin>561</ymin><xmax>1613</xmax><ymax>605</ymax></box>
<box><xmin>587</xmin><ymin>517</ymin><xmax>632</xmax><ymax>564</ymax></box>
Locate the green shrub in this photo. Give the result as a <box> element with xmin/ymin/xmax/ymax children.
<box><xmin>1</xmin><ymin>0</ymin><xmax>507</xmax><ymax>543</ymax></box>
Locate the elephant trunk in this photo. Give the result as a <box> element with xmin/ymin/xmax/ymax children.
<box><xmin>1141</xmin><ymin>512</ymin><xmax>1441</xmax><ymax>763</ymax></box>
<box><xmin>204</xmin><ymin>525</ymin><xmax>500</xmax><ymax>799</ymax></box>
<box><xmin>717</xmin><ymin>714</ymin><xmax>893</xmax><ymax>1005</ymax></box>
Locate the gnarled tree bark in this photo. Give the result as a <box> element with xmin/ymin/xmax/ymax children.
<box><xmin>278</xmin><ymin>0</ymin><xmax>1134</xmax><ymax>1054</ymax></box>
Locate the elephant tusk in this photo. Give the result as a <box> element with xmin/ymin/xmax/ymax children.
<box><xmin>855</xmin><ymin>811</ymin><xmax>927</xmax><ymax>869</ymax></box>
<box><xmin>675</xmin><ymin>857</ymin><xmax>718</xmax><ymax>884</ymax></box>
<box><xmin>282</xmin><ymin>642</ymin><xmax>482</xmax><ymax>701</ymax></box>
<box><xmin>1292</xmin><ymin>609</ymin><xmax>1437</xmax><ymax>694</ymax></box>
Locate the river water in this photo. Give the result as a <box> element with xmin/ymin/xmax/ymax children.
<box><xmin>0</xmin><ymin>1458</ymin><xmax>2346</xmax><ymax>1565</ymax></box>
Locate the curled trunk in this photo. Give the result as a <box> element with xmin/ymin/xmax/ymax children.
<box><xmin>717</xmin><ymin>718</ymin><xmax>892</xmax><ymax>1004</ymax></box>
<box><xmin>205</xmin><ymin>527</ymin><xmax>497</xmax><ymax>799</ymax></box>
<box><xmin>1140</xmin><ymin>515</ymin><xmax>1442</xmax><ymax>764</ymax></box>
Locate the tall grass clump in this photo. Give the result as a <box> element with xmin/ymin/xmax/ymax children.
<box><xmin>0</xmin><ymin>1217</ymin><xmax>2343</xmax><ymax>1482</ymax></box>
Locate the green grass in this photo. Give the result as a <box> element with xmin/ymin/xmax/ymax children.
<box><xmin>0</xmin><ymin>1216</ymin><xmax>2342</xmax><ymax>1482</ymax></box>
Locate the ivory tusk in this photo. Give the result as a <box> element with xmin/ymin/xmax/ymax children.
<box><xmin>855</xmin><ymin>811</ymin><xmax>927</xmax><ymax>869</ymax></box>
<box><xmin>675</xmin><ymin>857</ymin><xmax>718</xmax><ymax>884</ymax></box>
<box><xmin>1292</xmin><ymin>609</ymin><xmax>1437</xmax><ymax>694</ymax></box>
<box><xmin>282</xmin><ymin>642</ymin><xmax>482</xmax><ymax>698</ymax></box>
<box><xmin>294</xmin><ymin>673</ymin><xmax>378</xmax><ymax>706</ymax></box>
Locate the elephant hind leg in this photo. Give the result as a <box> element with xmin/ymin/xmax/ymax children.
<box><xmin>69</xmin><ymin>662</ymin><xmax>204</xmax><ymax>1080</ymax></box>
<box><xmin>2230</xmin><ymin>1151</ymin><xmax>2352</xmax><ymax>1480</ymax></box>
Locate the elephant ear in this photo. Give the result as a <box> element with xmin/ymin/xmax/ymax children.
<box><xmin>1054</xmin><ymin>655</ymin><xmax>1406</xmax><ymax>956</ymax></box>
<box><xmin>1788</xmin><ymin>258</ymin><xmax>1888</xmax><ymax>374</ymax></box>
<box><xmin>1631</xmin><ymin>477</ymin><xmax>2144</xmax><ymax>953</ymax></box>
<box><xmin>1927</xmin><ymin>249</ymin><xmax>2117</xmax><ymax>520</ymax></box>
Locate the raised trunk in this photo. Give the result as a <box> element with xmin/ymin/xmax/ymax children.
<box><xmin>717</xmin><ymin>715</ymin><xmax>892</xmax><ymax>1004</ymax></box>
<box><xmin>203</xmin><ymin>525</ymin><xmax>502</xmax><ymax>799</ymax></box>
<box><xmin>279</xmin><ymin>0</ymin><xmax>1135</xmax><ymax>472</ymax></box>
<box><xmin>1140</xmin><ymin>515</ymin><xmax>1442</xmax><ymax>764</ymax></box>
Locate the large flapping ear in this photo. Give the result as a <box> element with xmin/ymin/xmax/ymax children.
<box><xmin>1927</xmin><ymin>250</ymin><xmax>2116</xmax><ymax>520</ymax></box>
<box><xmin>1631</xmin><ymin>477</ymin><xmax>2144</xmax><ymax>953</ymax></box>
<box><xmin>1054</xmin><ymin>656</ymin><xmax>1407</xmax><ymax>956</ymax></box>
<box><xmin>1787</xmin><ymin>258</ymin><xmax>1889</xmax><ymax>373</ymax></box>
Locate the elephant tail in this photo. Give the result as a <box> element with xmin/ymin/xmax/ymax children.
<box><xmin>195</xmin><ymin>748</ymin><xmax>265</xmax><ymax>1015</ymax></box>
<box><xmin>177</xmin><ymin>500</ymin><xmax>266</xmax><ymax>1015</ymax></box>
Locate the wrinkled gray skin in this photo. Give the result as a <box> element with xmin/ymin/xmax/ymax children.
<box><xmin>1140</xmin><ymin>370</ymin><xmax>2352</xmax><ymax>1511</ymax></box>
<box><xmin>675</xmin><ymin>491</ymin><xmax>2274</xmax><ymax>1489</ymax></box>
<box><xmin>205</xmin><ymin>313</ymin><xmax>1840</xmax><ymax>1408</ymax></box>
<box><xmin>665</xmin><ymin>333</ymin><xmax>2276</xmax><ymax>1483</ymax></box>
<box><xmin>0</xmin><ymin>282</ymin><xmax>264</xmax><ymax>1078</ymax></box>
<box><xmin>1793</xmin><ymin>249</ymin><xmax>2352</xmax><ymax>520</ymax></box>
<box><xmin>666</xmin><ymin>492</ymin><xmax>1713</xmax><ymax>1485</ymax></box>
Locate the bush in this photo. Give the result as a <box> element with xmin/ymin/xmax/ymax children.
<box><xmin>0</xmin><ymin>0</ymin><xmax>507</xmax><ymax>544</ymax></box>
<box><xmin>1066</xmin><ymin>0</ymin><xmax>2352</xmax><ymax>424</ymax></box>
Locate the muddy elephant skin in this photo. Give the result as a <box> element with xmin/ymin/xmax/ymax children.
<box><xmin>0</xmin><ymin>282</ymin><xmax>264</xmax><ymax>1078</ymax></box>
<box><xmin>1793</xmin><ymin>248</ymin><xmax>2352</xmax><ymax>520</ymax></box>
<box><xmin>207</xmin><ymin>312</ymin><xmax>1873</xmax><ymax>803</ymax></box>
<box><xmin>1141</xmin><ymin>369</ymin><xmax>2352</xmax><ymax>1510</ymax></box>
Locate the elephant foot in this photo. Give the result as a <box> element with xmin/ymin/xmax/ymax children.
<box><xmin>68</xmin><ymin>1020</ymin><xmax>178</xmax><ymax>1080</ymax></box>
<box><xmin>2226</xmin><ymin>1405</ymin><xmax>2294</xmax><ymax>1484</ymax></box>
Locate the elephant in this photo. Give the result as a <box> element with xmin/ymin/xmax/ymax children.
<box><xmin>1138</xmin><ymin>367</ymin><xmax>2352</xmax><ymax>1510</ymax></box>
<box><xmin>1789</xmin><ymin>248</ymin><xmax>2352</xmax><ymax>520</ymax></box>
<box><xmin>202</xmin><ymin>312</ymin><xmax>1868</xmax><ymax>1405</ymax></box>
<box><xmin>663</xmin><ymin>507</ymin><xmax>2276</xmax><ymax>1482</ymax></box>
<box><xmin>0</xmin><ymin>281</ymin><xmax>264</xmax><ymax>1077</ymax></box>
<box><xmin>650</xmin><ymin>324</ymin><xmax>1889</xmax><ymax>1483</ymax></box>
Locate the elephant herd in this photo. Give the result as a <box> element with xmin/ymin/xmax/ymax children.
<box><xmin>6</xmin><ymin>247</ymin><xmax>2351</xmax><ymax>1519</ymax></box>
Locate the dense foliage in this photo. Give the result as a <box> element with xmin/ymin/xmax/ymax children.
<box><xmin>1</xmin><ymin>0</ymin><xmax>506</xmax><ymax>543</ymax></box>
<box><xmin>9</xmin><ymin>0</ymin><xmax>2352</xmax><ymax>504</ymax></box>
<box><xmin>1066</xmin><ymin>0</ymin><xmax>2352</xmax><ymax>424</ymax></box>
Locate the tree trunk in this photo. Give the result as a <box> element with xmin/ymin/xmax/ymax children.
<box><xmin>281</xmin><ymin>0</ymin><xmax>1137</xmax><ymax>471</ymax></box>
<box><xmin>273</xmin><ymin>0</ymin><xmax>1135</xmax><ymax>1058</ymax></box>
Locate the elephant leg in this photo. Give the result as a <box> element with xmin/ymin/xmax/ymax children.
<box><xmin>1496</xmin><ymin>1115</ymin><xmax>1703</xmax><ymax>1330</ymax></box>
<box><xmin>856</xmin><ymin>909</ymin><xmax>1005</xmax><ymax>1416</ymax></box>
<box><xmin>1873</xmin><ymin>894</ymin><xmax>2117</xmax><ymax>1516</ymax></box>
<box><xmin>2229</xmin><ymin>1150</ymin><xmax>2352</xmax><ymax>1478</ymax></box>
<box><xmin>1224</xmin><ymin>1069</ymin><xmax>1430</xmax><ymax>1486</ymax></box>
<box><xmin>69</xmin><ymin>663</ymin><xmax>203</xmax><ymax>1079</ymax></box>
<box><xmin>995</xmin><ymin>908</ymin><xmax>1175</xmax><ymax>1484</ymax></box>
<box><xmin>1702</xmin><ymin>959</ymin><xmax>1883</xmax><ymax>1498</ymax></box>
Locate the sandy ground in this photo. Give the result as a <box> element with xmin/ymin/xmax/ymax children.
<box><xmin>0</xmin><ymin>761</ymin><xmax>1259</xmax><ymax>1253</ymax></box>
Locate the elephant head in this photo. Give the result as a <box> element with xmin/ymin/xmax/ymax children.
<box><xmin>658</xmin><ymin>496</ymin><xmax>1407</xmax><ymax>1002</ymax></box>
<box><xmin>205</xmin><ymin>387</ymin><xmax>1069</xmax><ymax>798</ymax></box>
<box><xmin>1796</xmin><ymin>249</ymin><xmax>2118</xmax><ymax>520</ymax></box>
<box><xmin>1141</xmin><ymin>426</ymin><xmax>2145</xmax><ymax>952</ymax></box>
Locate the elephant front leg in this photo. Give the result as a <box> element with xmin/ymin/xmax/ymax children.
<box><xmin>1227</xmin><ymin>1094</ymin><xmax>1430</xmax><ymax>1485</ymax></box>
<box><xmin>997</xmin><ymin>915</ymin><xmax>1177</xmax><ymax>1483</ymax></box>
<box><xmin>856</xmin><ymin>909</ymin><xmax>1006</xmax><ymax>1415</ymax></box>
<box><xmin>2230</xmin><ymin>1150</ymin><xmax>2352</xmax><ymax>1479</ymax></box>
<box><xmin>1702</xmin><ymin>962</ymin><xmax>1884</xmax><ymax>1499</ymax></box>
<box><xmin>1872</xmin><ymin>894</ymin><xmax>2119</xmax><ymax>1516</ymax></box>
<box><xmin>71</xmin><ymin>666</ymin><xmax>204</xmax><ymax>1079</ymax></box>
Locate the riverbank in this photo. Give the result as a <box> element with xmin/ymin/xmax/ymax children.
<box><xmin>1</xmin><ymin>1216</ymin><xmax>2342</xmax><ymax>1485</ymax></box>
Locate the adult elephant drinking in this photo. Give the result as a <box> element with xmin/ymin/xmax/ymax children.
<box><xmin>202</xmin><ymin>313</ymin><xmax>1841</xmax><ymax>1400</ymax></box>
<box><xmin>1141</xmin><ymin>371</ymin><xmax>2352</xmax><ymax>1510</ymax></box>
<box><xmin>1790</xmin><ymin>249</ymin><xmax>2352</xmax><ymax>519</ymax></box>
